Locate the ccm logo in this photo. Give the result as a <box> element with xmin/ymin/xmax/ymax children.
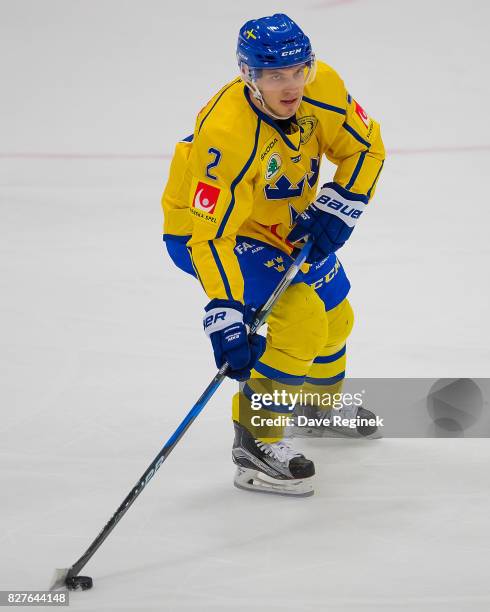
<box><xmin>317</xmin><ymin>195</ymin><xmax>363</xmax><ymax>219</ymax></box>
<box><xmin>281</xmin><ymin>49</ymin><xmax>302</xmax><ymax>56</ymax></box>
<box><xmin>138</xmin><ymin>455</ymin><xmax>165</xmax><ymax>491</ymax></box>
<box><xmin>204</xmin><ymin>311</ymin><xmax>226</xmax><ymax>329</ymax></box>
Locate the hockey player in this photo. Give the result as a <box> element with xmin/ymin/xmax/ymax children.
<box><xmin>162</xmin><ymin>14</ymin><xmax>385</xmax><ymax>496</ymax></box>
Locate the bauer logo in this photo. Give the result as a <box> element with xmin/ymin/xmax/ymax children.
<box><xmin>316</xmin><ymin>195</ymin><xmax>363</xmax><ymax>220</ymax></box>
<box><xmin>193</xmin><ymin>181</ymin><xmax>220</xmax><ymax>214</ymax></box>
<box><xmin>326</xmin><ymin>199</ymin><xmax>362</xmax><ymax>219</ymax></box>
<box><xmin>203</xmin><ymin>311</ymin><xmax>226</xmax><ymax>329</ymax></box>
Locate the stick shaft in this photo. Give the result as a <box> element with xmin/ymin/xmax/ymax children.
<box><xmin>67</xmin><ymin>240</ymin><xmax>312</xmax><ymax>579</ymax></box>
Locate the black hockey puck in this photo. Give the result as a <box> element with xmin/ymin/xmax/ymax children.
<box><xmin>65</xmin><ymin>575</ymin><xmax>93</xmax><ymax>591</ymax></box>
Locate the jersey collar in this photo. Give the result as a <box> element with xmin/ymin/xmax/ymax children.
<box><xmin>243</xmin><ymin>86</ymin><xmax>301</xmax><ymax>152</ymax></box>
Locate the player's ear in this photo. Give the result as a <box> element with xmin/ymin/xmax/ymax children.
<box><xmin>239</xmin><ymin>63</ymin><xmax>249</xmax><ymax>81</ymax></box>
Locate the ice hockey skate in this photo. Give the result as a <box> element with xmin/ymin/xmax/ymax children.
<box><xmin>232</xmin><ymin>421</ymin><xmax>315</xmax><ymax>497</ymax></box>
<box><xmin>290</xmin><ymin>403</ymin><xmax>382</xmax><ymax>439</ymax></box>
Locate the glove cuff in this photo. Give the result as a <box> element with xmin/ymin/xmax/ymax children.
<box><xmin>314</xmin><ymin>183</ymin><xmax>367</xmax><ymax>228</ymax></box>
<box><xmin>320</xmin><ymin>181</ymin><xmax>369</xmax><ymax>204</ymax></box>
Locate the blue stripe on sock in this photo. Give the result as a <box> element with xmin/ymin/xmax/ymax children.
<box><xmin>305</xmin><ymin>371</ymin><xmax>345</xmax><ymax>385</ymax></box>
<box><xmin>313</xmin><ymin>346</ymin><xmax>346</xmax><ymax>364</ymax></box>
<box><xmin>254</xmin><ymin>361</ymin><xmax>305</xmax><ymax>386</ymax></box>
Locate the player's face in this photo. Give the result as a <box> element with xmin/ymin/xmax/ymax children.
<box><xmin>256</xmin><ymin>64</ymin><xmax>307</xmax><ymax>117</ymax></box>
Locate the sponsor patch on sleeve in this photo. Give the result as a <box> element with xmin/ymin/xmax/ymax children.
<box><xmin>190</xmin><ymin>180</ymin><xmax>221</xmax><ymax>223</ymax></box>
<box><xmin>354</xmin><ymin>100</ymin><xmax>370</xmax><ymax>128</ymax></box>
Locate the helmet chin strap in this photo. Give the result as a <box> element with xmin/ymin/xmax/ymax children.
<box><xmin>246</xmin><ymin>81</ymin><xmax>296</xmax><ymax>121</ymax></box>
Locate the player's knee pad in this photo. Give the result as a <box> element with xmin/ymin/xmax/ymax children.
<box><xmin>304</xmin><ymin>298</ymin><xmax>354</xmax><ymax>386</ymax></box>
<box><xmin>324</xmin><ymin>298</ymin><xmax>354</xmax><ymax>348</ymax></box>
<box><xmin>267</xmin><ymin>283</ymin><xmax>329</xmax><ymax>362</ymax></box>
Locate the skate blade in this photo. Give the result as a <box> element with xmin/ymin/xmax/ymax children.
<box><xmin>234</xmin><ymin>467</ymin><xmax>314</xmax><ymax>497</ymax></box>
<box><xmin>49</xmin><ymin>568</ymin><xmax>69</xmax><ymax>591</ymax></box>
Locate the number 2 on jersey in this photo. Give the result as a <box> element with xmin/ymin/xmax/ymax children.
<box><xmin>206</xmin><ymin>147</ymin><xmax>222</xmax><ymax>180</ymax></box>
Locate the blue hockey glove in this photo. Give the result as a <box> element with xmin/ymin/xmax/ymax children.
<box><xmin>287</xmin><ymin>182</ymin><xmax>368</xmax><ymax>263</ymax></box>
<box><xmin>203</xmin><ymin>299</ymin><xmax>266</xmax><ymax>381</ymax></box>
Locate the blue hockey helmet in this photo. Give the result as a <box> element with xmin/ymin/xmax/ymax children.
<box><xmin>237</xmin><ymin>14</ymin><xmax>314</xmax><ymax>74</ymax></box>
<box><xmin>237</xmin><ymin>14</ymin><xmax>316</xmax><ymax>118</ymax></box>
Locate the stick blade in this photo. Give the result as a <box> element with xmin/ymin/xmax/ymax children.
<box><xmin>49</xmin><ymin>568</ymin><xmax>70</xmax><ymax>591</ymax></box>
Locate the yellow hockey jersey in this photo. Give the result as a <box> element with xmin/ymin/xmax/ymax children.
<box><xmin>162</xmin><ymin>60</ymin><xmax>385</xmax><ymax>302</ymax></box>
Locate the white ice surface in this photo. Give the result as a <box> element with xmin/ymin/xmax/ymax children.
<box><xmin>1</xmin><ymin>1</ymin><xmax>490</xmax><ymax>610</ymax></box>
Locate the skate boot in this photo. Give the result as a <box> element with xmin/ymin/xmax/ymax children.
<box><xmin>290</xmin><ymin>403</ymin><xmax>381</xmax><ymax>439</ymax></box>
<box><xmin>232</xmin><ymin>421</ymin><xmax>315</xmax><ymax>497</ymax></box>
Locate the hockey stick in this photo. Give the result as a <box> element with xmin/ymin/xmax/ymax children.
<box><xmin>50</xmin><ymin>238</ymin><xmax>313</xmax><ymax>592</ymax></box>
